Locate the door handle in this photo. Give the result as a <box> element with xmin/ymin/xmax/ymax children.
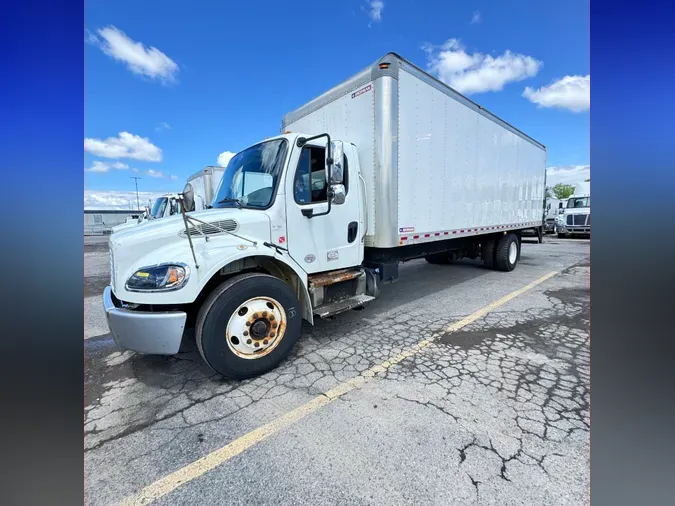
<box><xmin>347</xmin><ymin>221</ymin><xmax>358</xmax><ymax>243</ymax></box>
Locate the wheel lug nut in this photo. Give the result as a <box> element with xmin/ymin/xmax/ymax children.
<box><xmin>262</xmin><ymin>311</ymin><xmax>267</xmax><ymax>317</ymax></box>
<box><xmin>270</xmin><ymin>332</ymin><xmax>275</xmax><ymax>338</ymax></box>
<box><xmin>246</xmin><ymin>321</ymin><xmax>251</xmax><ymax>327</ymax></box>
<box><xmin>246</xmin><ymin>339</ymin><xmax>252</xmax><ymax>344</ymax></box>
<box><xmin>254</xmin><ymin>342</ymin><xmax>260</xmax><ymax>348</ymax></box>
<box><xmin>263</xmin><ymin>339</ymin><xmax>269</xmax><ymax>345</ymax></box>
<box><xmin>272</xmin><ymin>323</ymin><xmax>278</xmax><ymax>329</ymax></box>
<box><xmin>269</xmin><ymin>315</ymin><xmax>275</xmax><ymax>321</ymax></box>
<box><xmin>243</xmin><ymin>331</ymin><xmax>248</xmax><ymax>336</ymax></box>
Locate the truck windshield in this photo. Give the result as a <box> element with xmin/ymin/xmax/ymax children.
<box><xmin>212</xmin><ymin>139</ymin><xmax>288</xmax><ymax>210</ymax></box>
<box><xmin>151</xmin><ymin>197</ymin><xmax>168</xmax><ymax>218</ymax></box>
<box><xmin>567</xmin><ymin>197</ymin><xmax>590</xmax><ymax>209</ymax></box>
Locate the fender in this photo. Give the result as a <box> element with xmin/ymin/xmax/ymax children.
<box><xmin>199</xmin><ymin>248</ymin><xmax>314</xmax><ymax>325</ymax></box>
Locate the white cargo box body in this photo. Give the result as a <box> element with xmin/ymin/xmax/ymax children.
<box><xmin>282</xmin><ymin>52</ymin><xmax>547</xmax><ymax>249</ymax></box>
<box><xmin>185</xmin><ymin>166</ymin><xmax>226</xmax><ymax>208</ymax></box>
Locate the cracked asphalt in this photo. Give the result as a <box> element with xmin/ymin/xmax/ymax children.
<box><xmin>84</xmin><ymin>235</ymin><xmax>589</xmax><ymax>505</ymax></box>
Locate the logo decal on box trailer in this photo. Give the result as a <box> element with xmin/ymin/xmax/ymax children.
<box><xmin>399</xmin><ymin>227</ymin><xmax>415</xmax><ymax>233</ymax></box>
<box><xmin>351</xmin><ymin>84</ymin><xmax>372</xmax><ymax>99</ymax></box>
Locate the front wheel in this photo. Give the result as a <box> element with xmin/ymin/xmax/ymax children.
<box><xmin>196</xmin><ymin>273</ymin><xmax>302</xmax><ymax>380</ymax></box>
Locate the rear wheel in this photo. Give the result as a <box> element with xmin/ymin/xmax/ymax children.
<box><xmin>196</xmin><ymin>273</ymin><xmax>302</xmax><ymax>380</ymax></box>
<box><xmin>495</xmin><ymin>233</ymin><xmax>520</xmax><ymax>272</ymax></box>
<box><xmin>481</xmin><ymin>239</ymin><xmax>496</xmax><ymax>270</ymax></box>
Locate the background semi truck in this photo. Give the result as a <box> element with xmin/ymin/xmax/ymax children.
<box><xmin>104</xmin><ymin>52</ymin><xmax>546</xmax><ymax>379</ymax></box>
<box><xmin>556</xmin><ymin>182</ymin><xmax>590</xmax><ymax>238</ymax></box>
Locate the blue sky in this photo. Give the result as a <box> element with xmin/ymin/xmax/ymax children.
<box><xmin>84</xmin><ymin>0</ymin><xmax>589</xmax><ymax>209</ymax></box>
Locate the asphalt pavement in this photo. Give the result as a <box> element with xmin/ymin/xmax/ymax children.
<box><xmin>84</xmin><ymin>235</ymin><xmax>589</xmax><ymax>506</ymax></box>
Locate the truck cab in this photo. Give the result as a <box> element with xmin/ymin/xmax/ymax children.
<box><xmin>544</xmin><ymin>198</ymin><xmax>567</xmax><ymax>234</ymax></box>
<box><xmin>555</xmin><ymin>183</ymin><xmax>590</xmax><ymax>238</ymax></box>
<box><xmin>104</xmin><ymin>133</ymin><xmax>365</xmax><ymax>376</ymax></box>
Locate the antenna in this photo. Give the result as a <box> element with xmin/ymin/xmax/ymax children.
<box><xmin>130</xmin><ymin>177</ymin><xmax>142</xmax><ymax>210</ymax></box>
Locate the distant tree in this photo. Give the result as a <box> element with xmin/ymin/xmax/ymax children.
<box><xmin>584</xmin><ymin>178</ymin><xmax>590</xmax><ymax>182</ymax></box>
<box><xmin>551</xmin><ymin>183</ymin><xmax>576</xmax><ymax>200</ymax></box>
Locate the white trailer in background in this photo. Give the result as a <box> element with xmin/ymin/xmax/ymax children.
<box><xmin>104</xmin><ymin>52</ymin><xmax>547</xmax><ymax>379</ymax></box>
<box><xmin>182</xmin><ymin>166</ymin><xmax>226</xmax><ymax>212</ymax></box>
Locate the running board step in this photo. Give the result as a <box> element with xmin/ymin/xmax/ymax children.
<box><xmin>313</xmin><ymin>294</ymin><xmax>376</xmax><ymax>319</ymax></box>
<box><xmin>308</xmin><ymin>268</ymin><xmax>364</xmax><ymax>288</ymax></box>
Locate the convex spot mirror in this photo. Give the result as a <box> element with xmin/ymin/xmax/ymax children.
<box><xmin>328</xmin><ymin>141</ymin><xmax>344</xmax><ymax>184</ymax></box>
<box><xmin>331</xmin><ymin>184</ymin><xmax>346</xmax><ymax>205</ymax></box>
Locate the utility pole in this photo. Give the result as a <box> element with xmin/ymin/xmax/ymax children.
<box><xmin>130</xmin><ymin>177</ymin><xmax>141</xmax><ymax>210</ymax></box>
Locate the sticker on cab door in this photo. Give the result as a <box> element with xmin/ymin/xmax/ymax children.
<box><xmin>399</xmin><ymin>227</ymin><xmax>415</xmax><ymax>233</ymax></box>
<box><xmin>351</xmin><ymin>84</ymin><xmax>372</xmax><ymax>99</ymax></box>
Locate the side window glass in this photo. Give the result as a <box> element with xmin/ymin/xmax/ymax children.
<box><xmin>294</xmin><ymin>146</ymin><xmax>327</xmax><ymax>204</ymax></box>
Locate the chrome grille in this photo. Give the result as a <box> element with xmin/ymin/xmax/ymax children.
<box><xmin>567</xmin><ymin>214</ymin><xmax>588</xmax><ymax>226</ymax></box>
<box><xmin>182</xmin><ymin>219</ymin><xmax>238</xmax><ymax>237</ymax></box>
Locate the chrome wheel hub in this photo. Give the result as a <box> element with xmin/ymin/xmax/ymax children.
<box><xmin>226</xmin><ymin>297</ymin><xmax>286</xmax><ymax>359</ymax></box>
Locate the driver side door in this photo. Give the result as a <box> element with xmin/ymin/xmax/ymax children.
<box><xmin>285</xmin><ymin>141</ymin><xmax>362</xmax><ymax>274</ymax></box>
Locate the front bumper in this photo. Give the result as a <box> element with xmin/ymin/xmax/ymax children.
<box><xmin>103</xmin><ymin>286</ymin><xmax>187</xmax><ymax>355</ymax></box>
<box><xmin>557</xmin><ymin>224</ymin><xmax>590</xmax><ymax>235</ymax></box>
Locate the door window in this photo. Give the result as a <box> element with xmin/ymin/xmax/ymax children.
<box><xmin>294</xmin><ymin>146</ymin><xmax>327</xmax><ymax>204</ymax></box>
<box><xmin>293</xmin><ymin>146</ymin><xmax>350</xmax><ymax>204</ymax></box>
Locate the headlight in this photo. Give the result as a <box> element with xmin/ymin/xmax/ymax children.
<box><xmin>125</xmin><ymin>263</ymin><xmax>190</xmax><ymax>292</ymax></box>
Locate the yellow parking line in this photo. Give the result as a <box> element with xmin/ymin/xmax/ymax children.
<box><xmin>118</xmin><ymin>270</ymin><xmax>558</xmax><ymax>506</ymax></box>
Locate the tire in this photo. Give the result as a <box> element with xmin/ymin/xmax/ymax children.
<box><xmin>481</xmin><ymin>239</ymin><xmax>496</xmax><ymax>270</ymax></box>
<box><xmin>557</xmin><ymin>232</ymin><xmax>567</xmax><ymax>239</ymax></box>
<box><xmin>495</xmin><ymin>233</ymin><xmax>519</xmax><ymax>272</ymax></box>
<box><xmin>195</xmin><ymin>273</ymin><xmax>302</xmax><ymax>380</ymax></box>
<box><xmin>425</xmin><ymin>252</ymin><xmax>451</xmax><ymax>264</ymax></box>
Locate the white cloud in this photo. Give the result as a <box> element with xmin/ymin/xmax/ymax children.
<box><xmin>146</xmin><ymin>169</ymin><xmax>165</xmax><ymax>178</ymax></box>
<box><xmin>88</xmin><ymin>25</ymin><xmax>179</xmax><ymax>84</ymax></box>
<box><xmin>155</xmin><ymin>121</ymin><xmax>171</xmax><ymax>132</ymax></box>
<box><xmin>84</xmin><ymin>160</ymin><xmax>129</xmax><ymax>173</ymax></box>
<box><xmin>423</xmin><ymin>38</ymin><xmax>542</xmax><ymax>94</ymax></box>
<box><xmin>546</xmin><ymin>165</ymin><xmax>590</xmax><ymax>188</ymax></box>
<box><xmin>84</xmin><ymin>190</ymin><xmax>166</xmax><ymax>210</ymax></box>
<box><xmin>471</xmin><ymin>11</ymin><xmax>481</xmax><ymax>24</ymax></box>
<box><xmin>523</xmin><ymin>75</ymin><xmax>590</xmax><ymax>113</ymax></box>
<box><xmin>217</xmin><ymin>150</ymin><xmax>236</xmax><ymax>167</ymax></box>
<box><xmin>364</xmin><ymin>1</ymin><xmax>384</xmax><ymax>24</ymax></box>
<box><xmin>84</xmin><ymin>132</ymin><xmax>162</xmax><ymax>162</ymax></box>
<box><xmin>131</xmin><ymin>168</ymin><xmax>139</xmax><ymax>173</ymax></box>
<box><xmin>170</xmin><ymin>175</ymin><xmax>179</xmax><ymax>181</ymax></box>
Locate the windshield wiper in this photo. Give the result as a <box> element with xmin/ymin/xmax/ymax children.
<box><xmin>217</xmin><ymin>197</ymin><xmax>243</xmax><ymax>208</ymax></box>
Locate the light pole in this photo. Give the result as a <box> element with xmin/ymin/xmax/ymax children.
<box><xmin>130</xmin><ymin>177</ymin><xmax>141</xmax><ymax>210</ymax></box>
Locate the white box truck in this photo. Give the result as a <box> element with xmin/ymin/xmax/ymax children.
<box><xmin>182</xmin><ymin>165</ymin><xmax>226</xmax><ymax>212</ymax></box>
<box><xmin>104</xmin><ymin>53</ymin><xmax>546</xmax><ymax>379</ymax></box>
<box><xmin>110</xmin><ymin>167</ymin><xmax>225</xmax><ymax>233</ymax></box>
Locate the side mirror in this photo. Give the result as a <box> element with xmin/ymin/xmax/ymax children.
<box><xmin>331</xmin><ymin>184</ymin><xmax>346</xmax><ymax>205</ymax></box>
<box><xmin>301</xmin><ymin>208</ymin><xmax>314</xmax><ymax>218</ymax></box>
<box><xmin>329</xmin><ymin>141</ymin><xmax>344</xmax><ymax>184</ymax></box>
